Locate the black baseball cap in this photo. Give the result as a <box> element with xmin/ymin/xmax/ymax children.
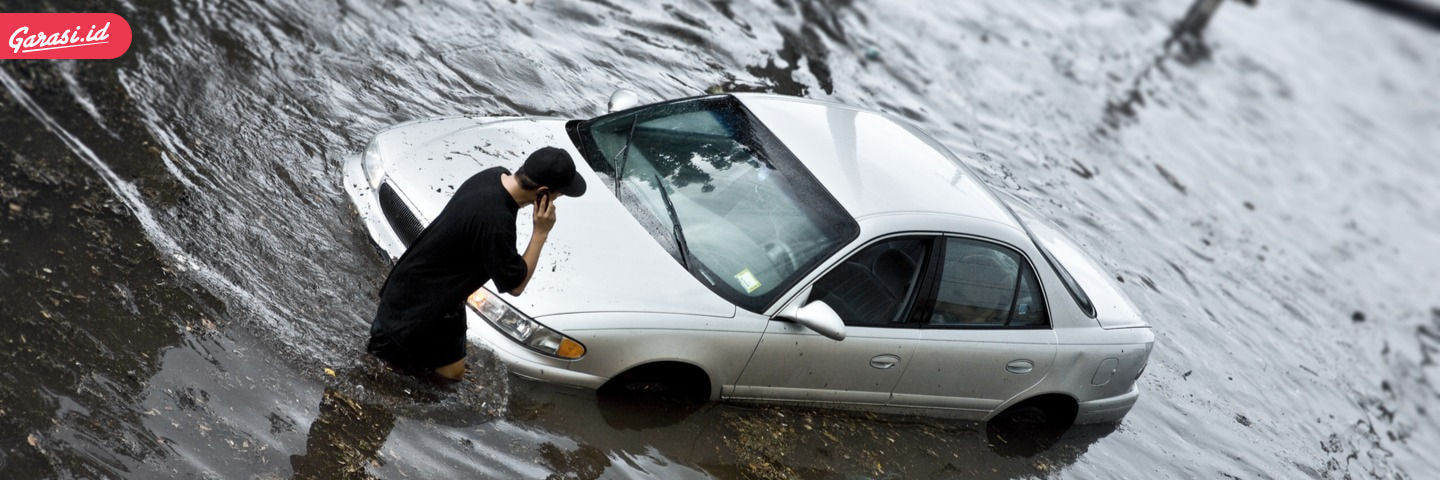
<box><xmin>517</xmin><ymin>146</ymin><xmax>586</xmax><ymax>197</ymax></box>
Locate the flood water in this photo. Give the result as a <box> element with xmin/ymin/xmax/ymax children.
<box><xmin>2</xmin><ymin>0</ymin><xmax>1438</xmax><ymax>478</ymax></box>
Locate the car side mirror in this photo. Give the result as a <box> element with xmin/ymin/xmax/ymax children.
<box><xmin>607</xmin><ymin>89</ymin><xmax>640</xmax><ymax>113</ymax></box>
<box><xmin>780</xmin><ymin>299</ymin><xmax>846</xmax><ymax>341</ymax></box>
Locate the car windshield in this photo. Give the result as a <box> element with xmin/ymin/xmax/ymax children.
<box><xmin>569</xmin><ymin>95</ymin><xmax>858</xmax><ymax>312</ymax></box>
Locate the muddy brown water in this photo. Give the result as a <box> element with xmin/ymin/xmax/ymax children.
<box><xmin>2</xmin><ymin>0</ymin><xmax>1438</xmax><ymax>478</ymax></box>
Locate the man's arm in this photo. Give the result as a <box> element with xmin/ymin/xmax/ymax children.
<box><xmin>508</xmin><ymin>231</ymin><xmax>546</xmax><ymax>295</ymax></box>
<box><xmin>507</xmin><ymin>193</ymin><xmax>556</xmax><ymax>296</ymax></box>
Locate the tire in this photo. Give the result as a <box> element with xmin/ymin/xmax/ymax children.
<box><xmin>985</xmin><ymin>395</ymin><xmax>1077</xmax><ymax>457</ymax></box>
<box><xmin>595</xmin><ymin>363</ymin><xmax>709</xmax><ymax>429</ymax></box>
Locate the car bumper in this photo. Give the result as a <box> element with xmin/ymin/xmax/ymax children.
<box><xmin>1073</xmin><ymin>384</ymin><xmax>1140</xmax><ymax>424</ymax></box>
<box><xmin>465</xmin><ymin>308</ymin><xmax>609</xmax><ymax>390</ymax></box>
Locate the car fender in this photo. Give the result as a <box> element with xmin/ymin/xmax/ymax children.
<box><xmin>540</xmin><ymin>311</ymin><xmax>769</xmax><ymax>400</ymax></box>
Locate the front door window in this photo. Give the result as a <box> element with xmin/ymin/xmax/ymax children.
<box><xmin>810</xmin><ymin>237</ymin><xmax>929</xmax><ymax>326</ymax></box>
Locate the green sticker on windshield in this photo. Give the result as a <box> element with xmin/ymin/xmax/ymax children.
<box><xmin>734</xmin><ymin>268</ymin><xmax>762</xmax><ymax>293</ymax></box>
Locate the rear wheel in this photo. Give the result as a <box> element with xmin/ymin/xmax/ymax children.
<box><xmin>985</xmin><ymin>394</ymin><xmax>1077</xmax><ymax>457</ymax></box>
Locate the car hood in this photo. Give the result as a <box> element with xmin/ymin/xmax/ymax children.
<box><xmin>376</xmin><ymin>117</ymin><xmax>737</xmax><ymax>320</ymax></box>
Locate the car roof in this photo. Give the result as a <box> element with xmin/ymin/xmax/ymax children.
<box><xmin>731</xmin><ymin>93</ymin><xmax>1020</xmax><ymax>229</ymax></box>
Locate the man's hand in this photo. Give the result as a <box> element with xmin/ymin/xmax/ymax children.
<box><xmin>512</xmin><ymin>192</ymin><xmax>555</xmax><ymax>296</ymax></box>
<box><xmin>533</xmin><ymin>192</ymin><xmax>557</xmax><ymax>234</ymax></box>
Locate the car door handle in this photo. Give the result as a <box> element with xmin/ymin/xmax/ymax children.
<box><xmin>870</xmin><ymin>354</ymin><xmax>900</xmax><ymax>370</ymax></box>
<box><xmin>1006</xmin><ymin>359</ymin><xmax>1034</xmax><ymax>374</ymax></box>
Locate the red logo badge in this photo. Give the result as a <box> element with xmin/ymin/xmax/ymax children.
<box><xmin>2</xmin><ymin>13</ymin><xmax>131</xmax><ymax>59</ymax></box>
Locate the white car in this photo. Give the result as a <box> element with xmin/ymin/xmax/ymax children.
<box><xmin>344</xmin><ymin>92</ymin><xmax>1153</xmax><ymax>427</ymax></box>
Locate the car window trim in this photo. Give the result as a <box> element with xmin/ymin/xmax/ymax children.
<box><xmin>1003</xmin><ymin>262</ymin><xmax>1026</xmax><ymax>326</ymax></box>
<box><xmin>885</xmin><ymin>236</ymin><xmax>936</xmax><ymax>328</ymax></box>
<box><xmin>907</xmin><ymin>236</ymin><xmax>945</xmax><ymax>326</ymax></box>
<box><xmin>919</xmin><ymin>234</ymin><xmax>1054</xmax><ymax>331</ymax></box>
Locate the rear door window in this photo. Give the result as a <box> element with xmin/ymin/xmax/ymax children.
<box><xmin>923</xmin><ymin>237</ymin><xmax>1048</xmax><ymax>328</ymax></box>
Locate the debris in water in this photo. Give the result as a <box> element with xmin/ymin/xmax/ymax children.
<box><xmin>863</xmin><ymin>46</ymin><xmax>881</xmax><ymax>61</ymax></box>
<box><xmin>1167</xmin><ymin>0</ymin><xmax>1258</xmax><ymax>62</ymax></box>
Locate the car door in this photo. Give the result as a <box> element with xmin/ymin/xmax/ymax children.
<box><xmin>730</xmin><ymin>236</ymin><xmax>933</xmax><ymax>406</ymax></box>
<box><xmin>889</xmin><ymin>236</ymin><xmax>1058</xmax><ymax>415</ymax></box>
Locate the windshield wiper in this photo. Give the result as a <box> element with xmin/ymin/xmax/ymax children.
<box><xmin>653</xmin><ymin>173</ymin><xmax>692</xmax><ymax>272</ymax></box>
<box><xmin>613</xmin><ymin>115</ymin><xmax>638</xmax><ymax>190</ymax></box>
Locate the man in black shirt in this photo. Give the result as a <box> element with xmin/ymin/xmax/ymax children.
<box><xmin>368</xmin><ymin>146</ymin><xmax>586</xmax><ymax>383</ymax></box>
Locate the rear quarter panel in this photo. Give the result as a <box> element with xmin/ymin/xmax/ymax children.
<box><xmin>1048</xmin><ymin>326</ymin><xmax>1153</xmax><ymax>404</ymax></box>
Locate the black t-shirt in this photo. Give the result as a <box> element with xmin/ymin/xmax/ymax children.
<box><xmin>373</xmin><ymin>167</ymin><xmax>529</xmax><ymax>334</ymax></box>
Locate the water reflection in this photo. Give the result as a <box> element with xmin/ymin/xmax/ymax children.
<box><xmin>986</xmin><ymin>413</ymin><xmax>1118</xmax><ymax>458</ymax></box>
<box><xmin>289</xmin><ymin>349</ymin><xmax>505</xmax><ymax>479</ymax></box>
<box><xmin>510</xmin><ymin>378</ymin><xmax>1116</xmax><ymax>479</ymax></box>
<box><xmin>594</xmin><ymin>385</ymin><xmax>707</xmax><ymax>431</ymax></box>
<box><xmin>290</xmin><ymin>388</ymin><xmax>395</xmax><ymax>480</ymax></box>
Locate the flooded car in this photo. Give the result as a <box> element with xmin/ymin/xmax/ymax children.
<box><xmin>343</xmin><ymin>92</ymin><xmax>1154</xmax><ymax>427</ymax></box>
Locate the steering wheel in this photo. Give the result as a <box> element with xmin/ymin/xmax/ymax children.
<box><xmin>762</xmin><ymin>240</ymin><xmax>800</xmax><ymax>273</ymax></box>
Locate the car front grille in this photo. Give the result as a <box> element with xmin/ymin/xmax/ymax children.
<box><xmin>378</xmin><ymin>182</ymin><xmax>423</xmax><ymax>247</ymax></box>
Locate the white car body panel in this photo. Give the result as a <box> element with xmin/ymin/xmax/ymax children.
<box><xmin>732</xmin><ymin>320</ymin><xmax>920</xmax><ymax>406</ymax></box>
<box><xmin>732</xmin><ymin>94</ymin><xmax>1019</xmax><ymax>228</ymax></box>
<box><xmin>546</xmin><ymin>311</ymin><xmax>770</xmax><ymax>398</ymax></box>
<box><xmin>343</xmin><ymin>93</ymin><xmax>1154</xmax><ymax>425</ymax></box>
<box><xmin>889</xmin><ymin>328</ymin><xmax>1058</xmax><ymax>414</ymax></box>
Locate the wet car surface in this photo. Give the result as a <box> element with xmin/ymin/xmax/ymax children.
<box><xmin>2</xmin><ymin>0</ymin><xmax>1438</xmax><ymax>478</ymax></box>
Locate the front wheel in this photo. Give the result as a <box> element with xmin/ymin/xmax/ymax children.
<box><xmin>595</xmin><ymin>363</ymin><xmax>710</xmax><ymax>429</ymax></box>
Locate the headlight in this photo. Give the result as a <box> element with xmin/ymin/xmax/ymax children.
<box><xmin>361</xmin><ymin>138</ymin><xmax>385</xmax><ymax>189</ymax></box>
<box><xmin>467</xmin><ymin>289</ymin><xmax>586</xmax><ymax>359</ymax></box>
